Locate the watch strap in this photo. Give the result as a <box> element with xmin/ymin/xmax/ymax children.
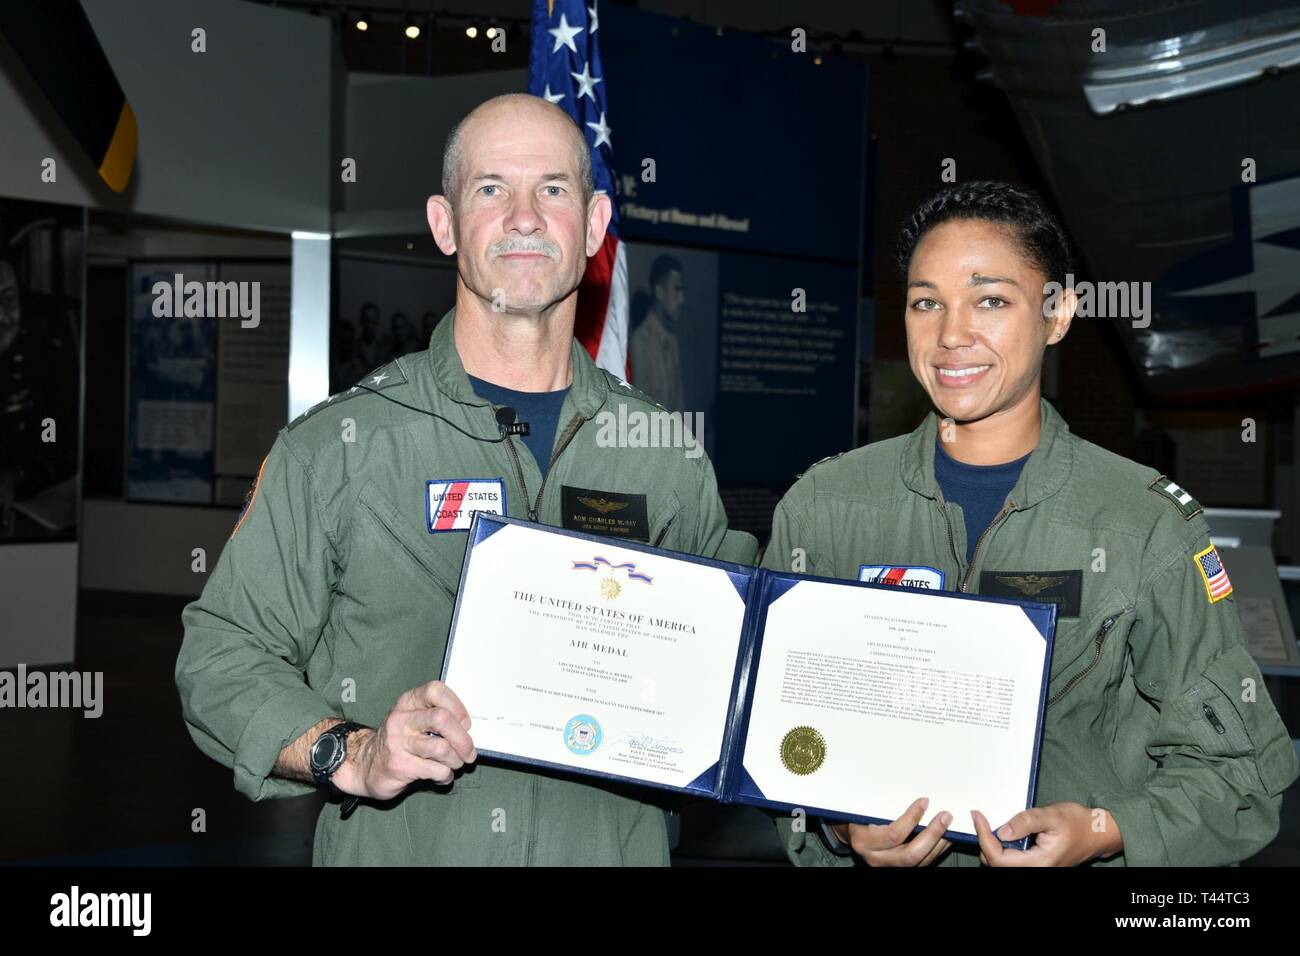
<box><xmin>311</xmin><ymin>720</ymin><xmax>366</xmax><ymax>789</ymax></box>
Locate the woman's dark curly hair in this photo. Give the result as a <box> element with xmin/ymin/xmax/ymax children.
<box><xmin>895</xmin><ymin>181</ymin><xmax>1076</xmax><ymax>289</ymax></box>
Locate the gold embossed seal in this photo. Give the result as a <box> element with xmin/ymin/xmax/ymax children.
<box><xmin>779</xmin><ymin>726</ymin><xmax>826</xmax><ymax>775</ymax></box>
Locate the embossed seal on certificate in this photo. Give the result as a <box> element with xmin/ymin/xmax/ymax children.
<box><xmin>780</xmin><ymin>726</ymin><xmax>826</xmax><ymax>775</ymax></box>
<box><xmin>564</xmin><ymin>715</ymin><xmax>603</xmax><ymax>755</ymax></box>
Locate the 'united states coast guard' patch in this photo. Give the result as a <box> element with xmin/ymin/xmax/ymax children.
<box><xmin>858</xmin><ymin>565</ymin><xmax>945</xmax><ymax>590</ymax></box>
<box><xmin>426</xmin><ymin>478</ymin><xmax>505</xmax><ymax>532</ymax></box>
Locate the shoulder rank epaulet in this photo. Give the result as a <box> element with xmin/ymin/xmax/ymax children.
<box><xmin>602</xmin><ymin>370</ymin><xmax>665</xmax><ymax>409</ymax></box>
<box><xmin>287</xmin><ymin>360</ymin><xmax>408</xmax><ymax>431</ymax></box>
<box><xmin>796</xmin><ymin>451</ymin><xmax>846</xmax><ymax>480</ymax></box>
<box><xmin>1147</xmin><ymin>474</ymin><xmax>1203</xmax><ymax>520</ymax></box>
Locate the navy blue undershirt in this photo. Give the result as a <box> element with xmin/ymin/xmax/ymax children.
<box><xmin>468</xmin><ymin>375</ymin><xmax>570</xmax><ymax>479</ymax></box>
<box><xmin>934</xmin><ymin>439</ymin><xmax>1030</xmax><ymax>562</ymax></box>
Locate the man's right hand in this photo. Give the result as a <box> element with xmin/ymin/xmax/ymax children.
<box><xmin>333</xmin><ymin>680</ymin><xmax>477</xmax><ymax>802</ymax></box>
<box><xmin>830</xmin><ymin>798</ymin><xmax>953</xmax><ymax>866</ymax></box>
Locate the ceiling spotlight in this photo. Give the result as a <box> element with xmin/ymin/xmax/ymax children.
<box><xmin>466</xmin><ymin>23</ymin><xmax>478</xmax><ymax>38</ymax></box>
<box><xmin>355</xmin><ymin>18</ymin><xmax>367</xmax><ymax>31</ymax></box>
<box><xmin>486</xmin><ymin>26</ymin><xmax>498</xmax><ymax>38</ymax></box>
<box><xmin>406</xmin><ymin>24</ymin><xmax>421</xmax><ymax>39</ymax></box>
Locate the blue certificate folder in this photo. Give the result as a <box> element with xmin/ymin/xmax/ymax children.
<box><xmin>442</xmin><ymin>513</ymin><xmax>1058</xmax><ymax>850</ymax></box>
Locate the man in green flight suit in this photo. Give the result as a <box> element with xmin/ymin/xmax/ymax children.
<box><xmin>764</xmin><ymin>182</ymin><xmax>1298</xmax><ymax>867</ymax></box>
<box><xmin>176</xmin><ymin>93</ymin><xmax>754</xmax><ymax>866</ymax></box>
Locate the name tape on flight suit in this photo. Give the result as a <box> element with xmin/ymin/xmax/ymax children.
<box><xmin>561</xmin><ymin>485</ymin><xmax>650</xmax><ymax>541</ymax></box>
<box><xmin>426</xmin><ymin>478</ymin><xmax>506</xmax><ymax>533</ymax></box>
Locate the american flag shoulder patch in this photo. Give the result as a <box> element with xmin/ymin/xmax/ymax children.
<box><xmin>1148</xmin><ymin>475</ymin><xmax>1204</xmax><ymax>520</ymax></box>
<box><xmin>1193</xmin><ymin>543</ymin><xmax>1233</xmax><ymax>603</ymax></box>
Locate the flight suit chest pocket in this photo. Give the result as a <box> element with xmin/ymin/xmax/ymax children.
<box><xmin>354</xmin><ymin>480</ymin><xmax>463</xmax><ymax>596</ymax></box>
<box><xmin>1046</xmin><ymin>584</ymin><xmax>1131</xmax><ymax>699</ymax></box>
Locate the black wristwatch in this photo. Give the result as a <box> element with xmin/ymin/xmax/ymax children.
<box><xmin>309</xmin><ymin>721</ymin><xmax>366</xmax><ymax>812</ymax></box>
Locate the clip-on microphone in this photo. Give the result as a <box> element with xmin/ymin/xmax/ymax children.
<box><xmin>495</xmin><ymin>406</ymin><xmax>531</xmax><ymax>437</ymax></box>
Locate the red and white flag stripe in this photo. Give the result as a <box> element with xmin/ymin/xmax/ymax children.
<box><xmin>573</xmin><ymin>229</ymin><xmax>629</xmax><ymax>379</ymax></box>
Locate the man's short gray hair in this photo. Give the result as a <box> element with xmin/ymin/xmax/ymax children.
<box><xmin>440</xmin><ymin>94</ymin><xmax>594</xmax><ymax>206</ymax></box>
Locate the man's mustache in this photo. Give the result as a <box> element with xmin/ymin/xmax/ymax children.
<box><xmin>490</xmin><ymin>237</ymin><xmax>560</xmax><ymax>258</ymax></box>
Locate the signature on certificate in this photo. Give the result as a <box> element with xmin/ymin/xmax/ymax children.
<box><xmin>618</xmin><ymin>732</ymin><xmax>685</xmax><ymax>754</ymax></box>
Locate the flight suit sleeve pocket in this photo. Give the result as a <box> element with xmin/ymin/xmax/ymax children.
<box><xmin>1187</xmin><ymin>643</ymin><xmax>1299</xmax><ymax>796</ymax></box>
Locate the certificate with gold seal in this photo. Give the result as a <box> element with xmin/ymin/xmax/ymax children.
<box><xmin>441</xmin><ymin>514</ymin><xmax>1058</xmax><ymax>848</ymax></box>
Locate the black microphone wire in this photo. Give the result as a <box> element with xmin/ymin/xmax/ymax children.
<box><xmin>352</xmin><ymin>383</ymin><xmax>509</xmax><ymax>443</ymax></box>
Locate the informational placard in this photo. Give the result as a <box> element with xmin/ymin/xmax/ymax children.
<box><xmin>598</xmin><ymin>4</ymin><xmax>868</xmax><ymax>535</ymax></box>
<box><xmin>126</xmin><ymin>261</ymin><xmax>218</xmax><ymax>504</ymax></box>
<box><xmin>213</xmin><ymin>261</ymin><xmax>290</xmax><ymax>505</ymax></box>
<box><xmin>1218</xmin><ymin>546</ymin><xmax>1300</xmax><ymax>669</ymax></box>
<box><xmin>712</xmin><ymin>255</ymin><xmax>858</xmax><ymax>483</ymax></box>
<box><xmin>624</xmin><ymin>243</ymin><xmax>858</xmax><ymax>531</ymax></box>
<box><xmin>127</xmin><ymin>259</ymin><xmax>291</xmax><ymax>505</ymax></box>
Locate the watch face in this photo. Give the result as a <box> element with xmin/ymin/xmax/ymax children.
<box><xmin>311</xmin><ymin>734</ymin><xmax>340</xmax><ymax>772</ymax></box>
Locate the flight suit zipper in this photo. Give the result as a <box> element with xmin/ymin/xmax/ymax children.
<box><xmin>524</xmin><ymin>774</ymin><xmax>537</xmax><ymax>865</ymax></box>
<box><xmin>498</xmin><ymin>411</ymin><xmax>587</xmax><ymax>522</ymax></box>
<box><xmin>1203</xmin><ymin>703</ymin><xmax>1227</xmax><ymax>735</ymax></box>
<box><xmin>1047</xmin><ymin>614</ymin><xmax>1121</xmax><ymax>707</ymax></box>
<box><xmin>502</xmin><ymin>429</ymin><xmax>531</xmax><ymax>513</ymax></box>
<box><xmin>531</xmin><ymin>414</ymin><xmax>585</xmax><ymax>520</ymax></box>
<box><xmin>502</xmin><ymin>412</ymin><xmax>585</xmax><ymax>866</ymax></box>
<box><xmin>960</xmin><ymin>501</ymin><xmax>1014</xmax><ymax>593</ymax></box>
<box><xmin>653</xmin><ymin>515</ymin><xmax>675</xmax><ymax>548</ymax></box>
<box><xmin>936</xmin><ymin>493</ymin><xmax>962</xmax><ymax>582</ymax></box>
<box><xmin>935</xmin><ymin>491</ymin><xmax>1014</xmax><ymax>593</ymax></box>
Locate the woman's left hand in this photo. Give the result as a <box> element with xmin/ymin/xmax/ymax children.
<box><xmin>972</xmin><ymin>803</ymin><xmax>1122</xmax><ymax>866</ymax></box>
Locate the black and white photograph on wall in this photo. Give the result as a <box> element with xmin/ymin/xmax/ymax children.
<box><xmin>0</xmin><ymin>198</ymin><xmax>82</xmax><ymax>542</ymax></box>
<box><xmin>331</xmin><ymin>255</ymin><xmax>459</xmax><ymax>393</ymax></box>
<box><xmin>626</xmin><ymin>243</ymin><xmax>718</xmax><ymax>445</ymax></box>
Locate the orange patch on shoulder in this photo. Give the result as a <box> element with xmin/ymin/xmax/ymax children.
<box><xmin>231</xmin><ymin>455</ymin><xmax>269</xmax><ymax>539</ymax></box>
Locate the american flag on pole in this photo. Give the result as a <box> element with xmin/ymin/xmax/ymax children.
<box><xmin>528</xmin><ymin>0</ymin><xmax>628</xmax><ymax>377</ymax></box>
